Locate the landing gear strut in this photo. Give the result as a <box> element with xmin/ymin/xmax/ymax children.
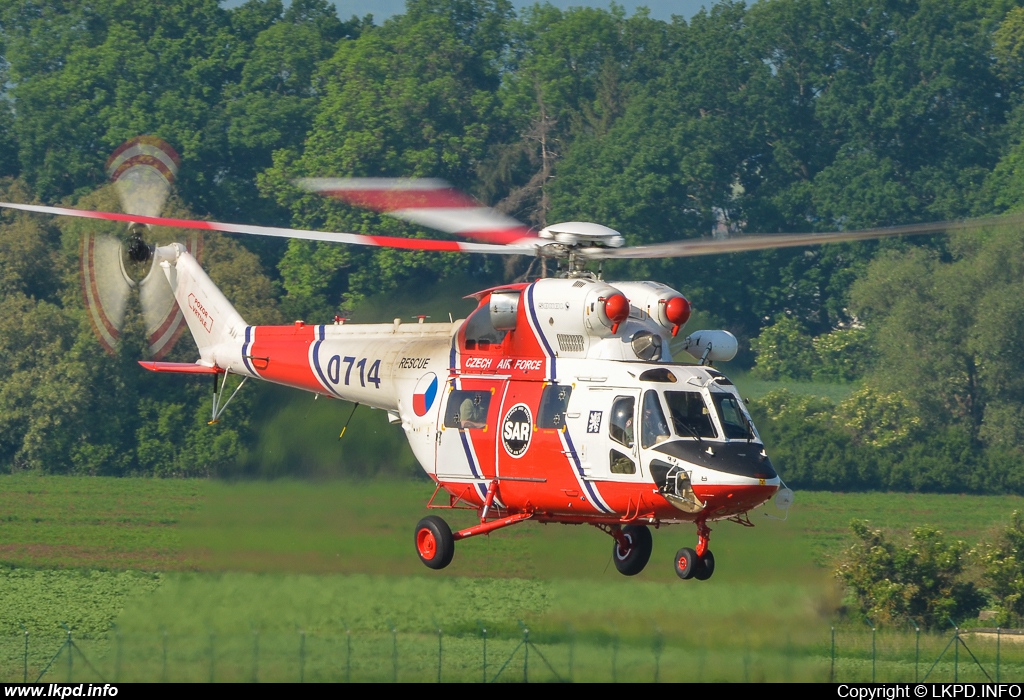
<box><xmin>675</xmin><ymin>521</ymin><xmax>715</xmax><ymax>581</ymax></box>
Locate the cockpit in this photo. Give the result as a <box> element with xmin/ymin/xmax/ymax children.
<box><xmin>639</xmin><ymin>384</ymin><xmax>758</xmax><ymax>447</ymax></box>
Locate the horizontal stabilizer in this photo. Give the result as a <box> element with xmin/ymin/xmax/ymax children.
<box><xmin>139</xmin><ymin>361</ymin><xmax>224</xmax><ymax>374</ymax></box>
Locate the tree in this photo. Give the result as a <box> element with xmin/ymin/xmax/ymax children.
<box><xmin>836</xmin><ymin>520</ymin><xmax>985</xmax><ymax>629</ymax></box>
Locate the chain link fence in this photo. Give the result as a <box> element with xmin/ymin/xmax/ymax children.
<box><xmin>5</xmin><ymin>624</ymin><xmax>1024</xmax><ymax>682</ymax></box>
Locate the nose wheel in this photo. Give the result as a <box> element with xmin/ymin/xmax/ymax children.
<box><xmin>675</xmin><ymin>521</ymin><xmax>715</xmax><ymax>580</ymax></box>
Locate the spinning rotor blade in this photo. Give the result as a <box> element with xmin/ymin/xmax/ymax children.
<box><xmin>107</xmin><ymin>135</ymin><xmax>181</xmax><ymax>218</ymax></box>
<box><xmin>80</xmin><ymin>231</ymin><xmax>133</xmax><ymax>355</ymax></box>
<box><xmin>0</xmin><ymin>201</ymin><xmax>536</xmax><ymax>255</ymax></box>
<box><xmin>297</xmin><ymin>178</ymin><xmax>537</xmax><ymax>245</ymax></box>
<box><xmin>582</xmin><ymin>213</ymin><xmax>1024</xmax><ymax>260</ymax></box>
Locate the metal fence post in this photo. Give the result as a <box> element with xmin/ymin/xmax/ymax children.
<box><xmin>830</xmin><ymin>626</ymin><xmax>835</xmax><ymax>683</ymax></box>
<box><xmin>611</xmin><ymin>628</ymin><xmax>618</xmax><ymax>683</ymax></box>
<box><xmin>997</xmin><ymin>627</ymin><xmax>1001</xmax><ymax>683</ymax></box>
<box><xmin>480</xmin><ymin>625</ymin><xmax>487</xmax><ymax>683</ymax></box>
<box><xmin>865</xmin><ymin>618</ymin><xmax>876</xmax><ymax>683</ymax></box>
<box><xmin>437</xmin><ymin>627</ymin><xmax>443</xmax><ymax>683</ymax></box>
<box><xmin>653</xmin><ymin>627</ymin><xmax>663</xmax><ymax>683</ymax></box>
<box><xmin>522</xmin><ymin>625</ymin><xmax>529</xmax><ymax>683</ymax></box>
<box><xmin>65</xmin><ymin>628</ymin><xmax>72</xmax><ymax>682</ymax></box>
<box><xmin>208</xmin><ymin>631</ymin><xmax>215</xmax><ymax>684</ymax></box>
<box><xmin>21</xmin><ymin>624</ymin><xmax>28</xmax><ymax>683</ymax></box>
<box><xmin>911</xmin><ymin>620</ymin><xmax>920</xmax><ymax>683</ymax></box>
<box><xmin>391</xmin><ymin>624</ymin><xmax>398</xmax><ymax>682</ymax></box>
<box><xmin>252</xmin><ymin>629</ymin><xmax>260</xmax><ymax>683</ymax></box>
<box><xmin>345</xmin><ymin>626</ymin><xmax>351</xmax><ymax>683</ymax></box>
<box><xmin>161</xmin><ymin>629</ymin><xmax>168</xmax><ymax>682</ymax></box>
<box><xmin>567</xmin><ymin>624</ymin><xmax>575</xmax><ymax>683</ymax></box>
<box><xmin>949</xmin><ymin>618</ymin><xmax>959</xmax><ymax>683</ymax></box>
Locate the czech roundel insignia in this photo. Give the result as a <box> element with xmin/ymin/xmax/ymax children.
<box><xmin>412</xmin><ymin>373</ymin><xmax>439</xmax><ymax>416</ymax></box>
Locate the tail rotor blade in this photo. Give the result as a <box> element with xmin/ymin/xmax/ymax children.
<box><xmin>80</xmin><ymin>231</ymin><xmax>133</xmax><ymax>354</ymax></box>
<box><xmin>106</xmin><ymin>136</ymin><xmax>181</xmax><ymax>219</ymax></box>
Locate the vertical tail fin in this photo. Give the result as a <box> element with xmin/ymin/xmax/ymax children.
<box><xmin>154</xmin><ymin>243</ymin><xmax>247</xmax><ymax>367</ymax></box>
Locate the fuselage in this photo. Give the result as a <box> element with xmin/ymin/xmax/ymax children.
<box><xmin>209</xmin><ymin>277</ymin><xmax>780</xmax><ymax>527</ymax></box>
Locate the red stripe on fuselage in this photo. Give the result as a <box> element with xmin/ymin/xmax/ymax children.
<box><xmin>246</xmin><ymin>324</ymin><xmax>322</xmax><ymax>393</ymax></box>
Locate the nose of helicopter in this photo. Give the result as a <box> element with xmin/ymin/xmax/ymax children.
<box><xmin>650</xmin><ymin>439</ymin><xmax>781</xmax><ymax>518</ymax></box>
<box><xmin>692</xmin><ymin>477</ymin><xmax>780</xmax><ymax>519</ymax></box>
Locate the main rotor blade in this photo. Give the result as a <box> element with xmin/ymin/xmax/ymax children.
<box><xmin>0</xmin><ymin>202</ymin><xmax>536</xmax><ymax>255</ymax></box>
<box><xmin>582</xmin><ymin>214</ymin><xmax>1024</xmax><ymax>260</ymax></box>
<box><xmin>298</xmin><ymin>177</ymin><xmax>537</xmax><ymax>245</ymax></box>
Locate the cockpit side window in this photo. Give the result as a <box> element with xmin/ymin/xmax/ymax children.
<box><xmin>640</xmin><ymin>390</ymin><xmax>671</xmax><ymax>449</ymax></box>
<box><xmin>664</xmin><ymin>391</ymin><xmax>718</xmax><ymax>439</ymax></box>
<box><xmin>462</xmin><ymin>305</ymin><xmax>507</xmax><ymax>351</ymax></box>
<box><xmin>609</xmin><ymin>396</ymin><xmax>635</xmax><ymax>449</ymax></box>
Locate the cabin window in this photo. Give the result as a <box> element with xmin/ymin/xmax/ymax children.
<box><xmin>609</xmin><ymin>396</ymin><xmax>635</xmax><ymax>449</ymax></box>
<box><xmin>664</xmin><ymin>391</ymin><xmax>718</xmax><ymax>439</ymax></box>
<box><xmin>537</xmin><ymin>384</ymin><xmax>572</xmax><ymax>429</ymax></box>
<box><xmin>444</xmin><ymin>390</ymin><xmax>491</xmax><ymax>429</ymax></box>
<box><xmin>641</xmin><ymin>390</ymin><xmax>671</xmax><ymax>449</ymax></box>
<box><xmin>462</xmin><ymin>305</ymin><xmax>507</xmax><ymax>351</ymax></box>
<box><xmin>609</xmin><ymin>449</ymin><xmax>636</xmax><ymax>474</ymax></box>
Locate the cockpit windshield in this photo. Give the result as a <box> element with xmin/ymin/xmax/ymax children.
<box><xmin>664</xmin><ymin>391</ymin><xmax>718</xmax><ymax>439</ymax></box>
<box><xmin>710</xmin><ymin>391</ymin><xmax>755</xmax><ymax>440</ymax></box>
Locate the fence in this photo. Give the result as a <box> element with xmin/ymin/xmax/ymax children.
<box><xmin>4</xmin><ymin>623</ymin><xmax>1024</xmax><ymax>682</ymax></box>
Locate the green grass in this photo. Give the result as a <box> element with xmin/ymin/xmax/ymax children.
<box><xmin>0</xmin><ymin>475</ymin><xmax>203</xmax><ymax>570</ymax></box>
<box><xmin>724</xmin><ymin>369</ymin><xmax>862</xmax><ymax>403</ymax></box>
<box><xmin>3</xmin><ymin>475</ymin><xmax>1024</xmax><ymax>681</ymax></box>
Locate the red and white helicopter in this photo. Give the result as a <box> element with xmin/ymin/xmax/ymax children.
<box><xmin>0</xmin><ymin>138</ymin><xmax>1004</xmax><ymax>580</ymax></box>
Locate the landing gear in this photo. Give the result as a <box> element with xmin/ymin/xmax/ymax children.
<box><xmin>693</xmin><ymin>549</ymin><xmax>715</xmax><ymax>580</ymax></box>
<box><xmin>674</xmin><ymin>547</ymin><xmax>697</xmax><ymax>579</ymax></box>
<box><xmin>675</xmin><ymin>521</ymin><xmax>716</xmax><ymax>581</ymax></box>
<box><xmin>612</xmin><ymin>524</ymin><xmax>653</xmax><ymax>576</ymax></box>
<box><xmin>415</xmin><ymin>516</ymin><xmax>455</xmax><ymax>570</ymax></box>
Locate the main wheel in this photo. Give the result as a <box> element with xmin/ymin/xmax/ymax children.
<box><xmin>674</xmin><ymin>547</ymin><xmax>698</xmax><ymax>580</ymax></box>
<box><xmin>693</xmin><ymin>549</ymin><xmax>715</xmax><ymax>581</ymax></box>
<box><xmin>414</xmin><ymin>516</ymin><xmax>455</xmax><ymax>570</ymax></box>
<box><xmin>613</xmin><ymin>524</ymin><xmax>653</xmax><ymax>576</ymax></box>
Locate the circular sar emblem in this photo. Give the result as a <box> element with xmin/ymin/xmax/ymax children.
<box><xmin>502</xmin><ymin>403</ymin><xmax>533</xmax><ymax>458</ymax></box>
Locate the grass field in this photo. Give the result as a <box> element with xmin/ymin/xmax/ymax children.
<box><xmin>2</xmin><ymin>475</ymin><xmax>1023</xmax><ymax>682</ymax></box>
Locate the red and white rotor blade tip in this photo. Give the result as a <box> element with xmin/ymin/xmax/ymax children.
<box><xmin>0</xmin><ymin>201</ymin><xmax>536</xmax><ymax>255</ymax></box>
<box><xmin>107</xmin><ymin>135</ymin><xmax>181</xmax><ymax>219</ymax></box>
<box><xmin>297</xmin><ymin>177</ymin><xmax>537</xmax><ymax>246</ymax></box>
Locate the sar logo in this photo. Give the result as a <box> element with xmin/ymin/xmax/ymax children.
<box><xmin>502</xmin><ymin>403</ymin><xmax>533</xmax><ymax>458</ymax></box>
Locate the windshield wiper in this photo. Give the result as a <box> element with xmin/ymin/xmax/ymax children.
<box><xmin>673</xmin><ymin>418</ymin><xmax>703</xmax><ymax>444</ymax></box>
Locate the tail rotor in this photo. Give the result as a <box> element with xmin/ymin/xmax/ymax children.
<box><xmin>81</xmin><ymin>136</ymin><xmax>200</xmax><ymax>358</ymax></box>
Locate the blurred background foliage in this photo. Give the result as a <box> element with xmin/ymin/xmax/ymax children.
<box><xmin>4</xmin><ymin>0</ymin><xmax>1024</xmax><ymax>488</ymax></box>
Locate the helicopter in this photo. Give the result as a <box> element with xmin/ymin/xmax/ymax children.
<box><xmin>0</xmin><ymin>149</ymin><xmax>1008</xmax><ymax>580</ymax></box>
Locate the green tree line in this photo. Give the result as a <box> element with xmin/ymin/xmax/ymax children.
<box><xmin>3</xmin><ymin>0</ymin><xmax>1024</xmax><ymax>483</ymax></box>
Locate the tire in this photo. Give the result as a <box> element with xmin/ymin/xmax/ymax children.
<box><xmin>693</xmin><ymin>549</ymin><xmax>715</xmax><ymax>581</ymax></box>
<box><xmin>674</xmin><ymin>547</ymin><xmax>697</xmax><ymax>580</ymax></box>
<box><xmin>613</xmin><ymin>524</ymin><xmax>653</xmax><ymax>576</ymax></box>
<box><xmin>415</xmin><ymin>515</ymin><xmax>455</xmax><ymax>570</ymax></box>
